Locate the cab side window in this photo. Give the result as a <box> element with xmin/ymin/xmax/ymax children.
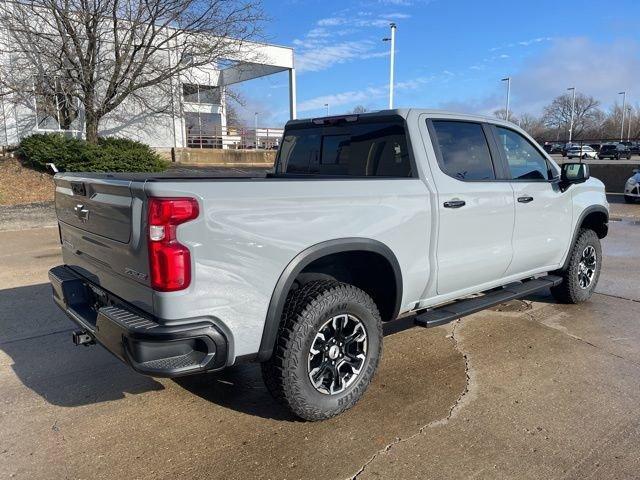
<box><xmin>430</xmin><ymin>121</ymin><xmax>496</xmax><ymax>181</ymax></box>
<box><xmin>494</xmin><ymin>127</ymin><xmax>554</xmax><ymax>181</ymax></box>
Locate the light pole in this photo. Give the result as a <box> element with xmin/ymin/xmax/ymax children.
<box><xmin>382</xmin><ymin>23</ymin><xmax>397</xmax><ymax>109</ymax></box>
<box><xmin>619</xmin><ymin>91</ymin><xmax>627</xmax><ymax>142</ymax></box>
<box><xmin>627</xmin><ymin>106</ymin><xmax>633</xmax><ymax>141</ymax></box>
<box><xmin>254</xmin><ymin>112</ymin><xmax>259</xmax><ymax>149</ymax></box>
<box><xmin>501</xmin><ymin>77</ymin><xmax>511</xmax><ymax>121</ymax></box>
<box><xmin>324</xmin><ymin>103</ymin><xmax>329</xmax><ymax>116</ymax></box>
<box><xmin>567</xmin><ymin>87</ymin><xmax>576</xmax><ymax>143</ymax></box>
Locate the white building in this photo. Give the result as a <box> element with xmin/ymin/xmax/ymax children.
<box><xmin>0</xmin><ymin>38</ymin><xmax>296</xmax><ymax>149</ymax></box>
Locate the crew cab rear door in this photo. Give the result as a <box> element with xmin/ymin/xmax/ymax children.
<box><xmin>426</xmin><ymin>119</ymin><xmax>515</xmax><ymax>295</ymax></box>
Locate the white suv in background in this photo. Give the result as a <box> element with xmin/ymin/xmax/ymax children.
<box><xmin>567</xmin><ymin>145</ymin><xmax>598</xmax><ymax>160</ymax></box>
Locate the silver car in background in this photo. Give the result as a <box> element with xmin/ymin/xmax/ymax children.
<box><xmin>624</xmin><ymin>168</ymin><xmax>640</xmax><ymax>203</ymax></box>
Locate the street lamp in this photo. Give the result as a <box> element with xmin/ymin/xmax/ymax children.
<box><xmin>324</xmin><ymin>103</ymin><xmax>329</xmax><ymax>116</ymax></box>
<box><xmin>567</xmin><ymin>87</ymin><xmax>576</xmax><ymax>143</ymax></box>
<box><xmin>254</xmin><ymin>112</ymin><xmax>259</xmax><ymax>149</ymax></box>
<box><xmin>627</xmin><ymin>106</ymin><xmax>633</xmax><ymax>142</ymax></box>
<box><xmin>619</xmin><ymin>91</ymin><xmax>627</xmax><ymax>142</ymax></box>
<box><xmin>501</xmin><ymin>77</ymin><xmax>511</xmax><ymax>121</ymax></box>
<box><xmin>382</xmin><ymin>23</ymin><xmax>397</xmax><ymax>109</ymax></box>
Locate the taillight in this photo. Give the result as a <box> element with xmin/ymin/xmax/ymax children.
<box><xmin>147</xmin><ymin>197</ymin><xmax>199</xmax><ymax>292</ymax></box>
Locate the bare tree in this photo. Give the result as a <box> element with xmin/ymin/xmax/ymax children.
<box><xmin>351</xmin><ymin>105</ymin><xmax>368</xmax><ymax>114</ymax></box>
<box><xmin>493</xmin><ymin>108</ymin><xmax>517</xmax><ymax>123</ymax></box>
<box><xmin>0</xmin><ymin>0</ymin><xmax>264</xmax><ymax>143</ymax></box>
<box><xmin>518</xmin><ymin>113</ymin><xmax>545</xmax><ymax>139</ymax></box>
<box><xmin>541</xmin><ymin>93</ymin><xmax>602</xmax><ymax>140</ymax></box>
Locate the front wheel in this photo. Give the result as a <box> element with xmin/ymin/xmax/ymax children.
<box><xmin>551</xmin><ymin>229</ymin><xmax>602</xmax><ymax>304</ymax></box>
<box><xmin>261</xmin><ymin>280</ymin><xmax>382</xmax><ymax>421</ymax></box>
<box><xmin>625</xmin><ymin>195</ymin><xmax>636</xmax><ymax>203</ymax></box>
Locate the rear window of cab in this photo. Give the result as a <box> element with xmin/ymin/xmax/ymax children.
<box><xmin>275</xmin><ymin>117</ymin><xmax>414</xmax><ymax>177</ymax></box>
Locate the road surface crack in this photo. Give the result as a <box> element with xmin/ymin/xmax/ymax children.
<box><xmin>523</xmin><ymin>309</ymin><xmax>639</xmax><ymax>366</ymax></box>
<box><xmin>594</xmin><ymin>291</ymin><xmax>640</xmax><ymax>304</ymax></box>
<box><xmin>349</xmin><ymin>319</ymin><xmax>473</xmax><ymax>480</ymax></box>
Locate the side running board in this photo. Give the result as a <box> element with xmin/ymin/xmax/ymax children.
<box><xmin>383</xmin><ymin>275</ymin><xmax>562</xmax><ymax>336</ymax></box>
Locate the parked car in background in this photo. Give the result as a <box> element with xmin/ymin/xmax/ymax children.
<box><xmin>625</xmin><ymin>168</ymin><xmax>640</xmax><ymax>203</ymax></box>
<box><xmin>589</xmin><ymin>143</ymin><xmax>602</xmax><ymax>153</ymax></box>
<box><xmin>566</xmin><ymin>145</ymin><xmax>598</xmax><ymax>159</ymax></box>
<box><xmin>544</xmin><ymin>142</ymin><xmax>563</xmax><ymax>154</ymax></box>
<box><xmin>619</xmin><ymin>141</ymin><xmax>639</xmax><ymax>155</ymax></box>
<box><xmin>562</xmin><ymin>143</ymin><xmax>580</xmax><ymax>157</ymax></box>
<box><xmin>599</xmin><ymin>143</ymin><xmax>632</xmax><ymax>160</ymax></box>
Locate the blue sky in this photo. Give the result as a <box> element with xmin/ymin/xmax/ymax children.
<box><xmin>234</xmin><ymin>0</ymin><xmax>640</xmax><ymax>126</ymax></box>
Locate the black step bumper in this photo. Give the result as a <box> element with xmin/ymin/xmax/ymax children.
<box><xmin>49</xmin><ymin>265</ymin><xmax>227</xmax><ymax>377</ymax></box>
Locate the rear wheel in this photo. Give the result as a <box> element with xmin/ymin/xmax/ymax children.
<box><xmin>551</xmin><ymin>229</ymin><xmax>602</xmax><ymax>304</ymax></box>
<box><xmin>261</xmin><ymin>280</ymin><xmax>383</xmax><ymax>421</ymax></box>
<box><xmin>625</xmin><ymin>195</ymin><xmax>636</xmax><ymax>203</ymax></box>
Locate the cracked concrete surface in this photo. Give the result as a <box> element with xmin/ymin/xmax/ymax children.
<box><xmin>349</xmin><ymin>320</ymin><xmax>476</xmax><ymax>480</ymax></box>
<box><xmin>2</xmin><ymin>216</ymin><xmax>640</xmax><ymax>479</ymax></box>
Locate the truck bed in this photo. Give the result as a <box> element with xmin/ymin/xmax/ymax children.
<box><xmin>56</xmin><ymin>166</ymin><xmax>271</xmax><ymax>182</ymax></box>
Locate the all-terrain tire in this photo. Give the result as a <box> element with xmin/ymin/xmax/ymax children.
<box><xmin>261</xmin><ymin>280</ymin><xmax>382</xmax><ymax>421</ymax></box>
<box><xmin>551</xmin><ymin>228</ymin><xmax>602</xmax><ymax>304</ymax></box>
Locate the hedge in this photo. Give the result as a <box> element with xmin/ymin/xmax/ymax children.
<box><xmin>17</xmin><ymin>133</ymin><xmax>168</xmax><ymax>173</ymax></box>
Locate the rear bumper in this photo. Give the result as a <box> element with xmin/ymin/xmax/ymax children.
<box><xmin>49</xmin><ymin>265</ymin><xmax>228</xmax><ymax>377</ymax></box>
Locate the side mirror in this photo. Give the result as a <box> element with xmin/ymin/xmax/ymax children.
<box><xmin>633</xmin><ymin>168</ymin><xmax>639</xmax><ymax>174</ymax></box>
<box><xmin>560</xmin><ymin>162</ymin><xmax>589</xmax><ymax>191</ymax></box>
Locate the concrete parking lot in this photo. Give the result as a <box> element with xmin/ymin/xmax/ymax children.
<box><xmin>1</xmin><ymin>207</ymin><xmax>640</xmax><ymax>479</ymax></box>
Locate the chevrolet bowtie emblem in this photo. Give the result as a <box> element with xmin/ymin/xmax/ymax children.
<box><xmin>74</xmin><ymin>204</ymin><xmax>90</xmax><ymax>223</ymax></box>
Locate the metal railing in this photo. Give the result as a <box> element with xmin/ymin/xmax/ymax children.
<box><xmin>186</xmin><ymin>125</ymin><xmax>284</xmax><ymax>150</ymax></box>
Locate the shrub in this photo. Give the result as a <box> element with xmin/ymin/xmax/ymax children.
<box><xmin>17</xmin><ymin>133</ymin><xmax>168</xmax><ymax>173</ymax></box>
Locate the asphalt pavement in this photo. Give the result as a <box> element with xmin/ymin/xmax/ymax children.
<box><xmin>1</xmin><ymin>207</ymin><xmax>640</xmax><ymax>479</ymax></box>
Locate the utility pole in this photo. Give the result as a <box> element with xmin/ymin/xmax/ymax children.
<box><xmin>627</xmin><ymin>106</ymin><xmax>632</xmax><ymax>141</ymax></box>
<box><xmin>501</xmin><ymin>77</ymin><xmax>511</xmax><ymax>121</ymax></box>
<box><xmin>383</xmin><ymin>23</ymin><xmax>397</xmax><ymax>109</ymax></box>
<box><xmin>324</xmin><ymin>103</ymin><xmax>329</xmax><ymax>116</ymax></box>
<box><xmin>567</xmin><ymin>87</ymin><xmax>576</xmax><ymax>143</ymax></box>
<box><xmin>254</xmin><ymin>112</ymin><xmax>259</xmax><ymax>149</ymax></box>
<box><xmin>619</xmin><ymin>91</ymin><xmax>627</xmax><ymax>142</ymax></box>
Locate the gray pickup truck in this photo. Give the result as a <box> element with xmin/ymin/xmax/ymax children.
<box><xmin>49</xmin><ymin>109</ymin><xmax>608</xmax><ymax>420</ymax></box>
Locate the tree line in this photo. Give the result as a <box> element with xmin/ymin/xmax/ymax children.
<box><xmin>494</xmin><ymin>93</ymin><xmax>639</xmax><ymax>142</ymax></box>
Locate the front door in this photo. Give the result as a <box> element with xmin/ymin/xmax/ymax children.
<box><xmin>491</xmin><ymin>125</ymin><xmax>573</xmax><ymax>275</ymax></box>
<box><xmin>427</xmin><ymin>120</ymin><xmax>515</xmax><ymax>296</ymax></box>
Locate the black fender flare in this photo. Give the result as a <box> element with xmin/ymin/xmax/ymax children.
<box><xmin>256</xmin><ymin>238</ymin><xmax>403</xmax><ymax>362</ymax></box>
<box><xmin>560</xmin><ymin>205</ymin><xmax>609</xmax><ymax>270</ymax></box>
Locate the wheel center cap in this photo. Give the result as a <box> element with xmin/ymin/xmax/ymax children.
<box><xmin>328</xmin><ymin>345</ymin><xmax>341</xmax><ymax>360</ymax></box>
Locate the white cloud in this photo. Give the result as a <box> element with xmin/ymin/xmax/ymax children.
<box><xmin>490</xmin><ymin>36</ymin><xmax>553</xmax><ymax>52</ymax></box>
<box><xmin>317</xmin><ymin>17</ymin><xmax>345</xmax><ymax>27</ymax></box>
<box><xmin>512</xmin><ymin>37</ymin><xmax>640</xmax><ymax>113</ymax></box>
<box><xmin>298</xmin><ymin>76</ymin><xmax>432</xmax><ymax>112</ymax></box>
<box><xmin>442</xmin><ymin>37</ymin><xmax>640</xmax><ymax>117</ymax></box>
<box><xmin>295</xmin><ymin>40</ymin><xmax>376</xmax><ymax>73</ymax></box>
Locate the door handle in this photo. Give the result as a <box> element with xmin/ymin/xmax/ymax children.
<box><xmin>517</xmin><ymin>196</ymin><xmax>534</xmax><ymax>203</ymax></box>
<box><xmin>443</xmin><ymin>200</ymin><xmax>466</xmax><ymax>209</ymax></box>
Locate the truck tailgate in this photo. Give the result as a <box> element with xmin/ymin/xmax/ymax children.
<box><xmin>55</xmin><ymin>176</ymin><xmax>133</xmax><ymax>242</ymax></box>
<box><xmin>54</xmin><ymin>174</ymin><xmax>153</xmax><ymax>313</ymax></box>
